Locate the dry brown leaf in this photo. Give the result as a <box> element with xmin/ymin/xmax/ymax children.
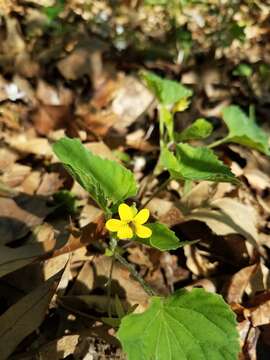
<box><xmin>80</xmin><ymin>111</ymin><xmax>118</xmax><ymax>137</ymax></box>
<box><xmin>184</xmin><ymin>245</ymin><xmax>218</xmax><ymax>277</ymax></box>
<box><xmin>0</xmin><ymin>270</ymin><xmax>63</xmax><ymax>360</ymax></box>
<box><xmin>249</xmin><ymin>300</ymin><xmax>270</xmax><ymax>327</ymax></box>
<box><xmin>57</xmin><ymin>47</ymin><xmax>103</xmax><ymax>83</ymax></box>
<box><xmin>79</xmin><ymin>204</ymin><xmax>103</xmax><ymax>227</ymax></box>
<box><xmin>246</xmin><ymin>262</ymin><xmax>270</xmax><ymax>297</ymax></box>
<box><xmin>36</xmin><ymin>172</ymin><xmax>63</xmax><ymax>196</ymax></box>
<box><xmin>244</xmin><ymin>168</ymin><xmax>270</xmax><ymax>193</ymax></box>
<box><xmin>111</xmin><ymin>76</ymin><xmax>154</xmax><ymax>132</ymax></box>
<box><xmin>36</xmin><ymin>80</ymin><xmax>73</xmax><ymax>106</ymax></box>
<box><xmin>32</xmin><ymin>105</ymin><xmax>72</xmax><ymax>136</ymax></box>
<box><xmin>37</xmin><ymin>335</ymin><xmax>80</xmax><ymax>360</ymax></box>
<box><xmin>0</xmin><ymin>195</ymin><xmax>53</xmax><ymax>244</ymax></box>
<box><xmin>0</xmin><ymin>236</ymin><xmax>56</xmax><ymax>278</ymax></box>
<box><xmin>186</xmin><ymin>198</ymin><xmax>259</xmax><ymax>247</ymax></box>
<box><xmin>6</xmin><ymin>133</ymin><xmax>53</xmax><ymax>157</ymax></box>
<box><xmin>18</xmin><ymin>171</ymin><xmax>41</xmax><ymax>194</ymax></box>
<box><xmin>91</xmin><ymin>78</ymin><xmax>119</xmax><ymax>109</ymax></box>
<box><xmin>0</xmin><ymin>148</ymin><xmax>18</xmax><ymax>171</ymax></box>
<box><xmin>1</xmin><ymin>163</ymin><xmax>31</xmax><ymax>188</ymax></box>
<box><xmin>47</xmin><ymin>214</ymin><xmax>106</xmax><ymax>260</ymax></box>
<box><xmin>147</xmin><ymin>198</ymin><xmax>183</xmax><ymax>227</ymax></box>
<box><xmin>69</xmin><ymin>256</ymin><xmax>149</xmax><ymax>311</ymax></box>
<box><xmin>225</xmin><ymin>264</ymin><xmax>258</xmax><ymax>304</ymax></box>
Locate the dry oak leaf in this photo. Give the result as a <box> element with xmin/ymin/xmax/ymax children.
<box><xmin>185</xmin><ymin>198</ymin><xmax>258</xmax><ymax>247</ymax></box>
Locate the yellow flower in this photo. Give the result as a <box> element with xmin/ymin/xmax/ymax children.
<box><xmin>106</xmin><ymin>203</ymin><xmax>152</xmax><ymax>240</ymax></box>
<box><xmin>173</xmin><ymin>97</ymin><xmax>190</xmax><ymax>113</ymax></box>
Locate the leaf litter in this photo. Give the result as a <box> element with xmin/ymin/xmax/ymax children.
<box><xmin>1</xmin><ymin>1</ymin><xmax>270</xmax><ymax>359</ymax></box>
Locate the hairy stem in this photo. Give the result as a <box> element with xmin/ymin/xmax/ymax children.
<box><xmin>106</xmin><ymin>255</ymin><xmax>115</xmax><ymax>318</ymax></box>
<box><xmin>141</xmin><ymin>177</ymin><xmax>171</xmax><ymax>209</ymax></box>
<box><xmin>114</xmin><ymin>252</ymin><xmax>157</xmax><ymax>297</ymax></box>
<box><xmin>207</xmin><ymin>138</ymin><xmax>226</xmax><ymax>149</ymax></box>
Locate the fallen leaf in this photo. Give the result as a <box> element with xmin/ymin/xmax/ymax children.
<box><xmin>224</xmin><ymin>264</ymin><xmax>258</xmax><ymax>304</ymax></box>
<box><xmin>184</xmin><ymin>245</ymin><xmax>218</xmax><ymax>277</ymax></box>
<box><xmin>6</xmin><ymin>133</ymin><xmax>53</xmax><ymax>157</ymax></box>
<box><xmin>111</xmin><ymin>76</ymin><xmax>154</xmax><ymax>132</ymax></box>
<box><xmin>36</xmin><ymin>172</ymin><xmax>63</xmax><ymax>196</ymax></box>
<box><xmin>1</xmin><ymin>163</ymin><xmax>31</xmax><ymax>188</ymax></box>
<box><xmin>37</xmin><ymin>335</ymin><xmax>80</xmax><ymax>360</ymax></box>
<box><xmin>0</xmin><ymin>270</ymin><xmax>63</xmax><ymax>359</ymax></box>
<box><xmin>32</xmin><ymin>105</ymin><xmax>72</xmax><ymax>136</ymax></box>
<box><xmin>0</xmin><ymin>237</ymin><xmax>56</xmax><ymax>278</ymax></box>
<box><xmin>0</xmin><ymin>195</ymin><xmax>53</xmax><ymax>244</ymax></box>
<box><xmin>249</xmin><ymin>300</ymin><xmax>270</xmax><ymax>327</ymax></box>
<box><xmin>186</xmin><ymin>198</ymin><xmax>259</xmax><ymax>247</ymax></box>
<box><xmin>69</xmin><ymin>255</ymin><xmax>149</xmax><ymax>311</ymax></box>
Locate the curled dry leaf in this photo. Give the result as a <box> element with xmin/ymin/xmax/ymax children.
<box><xmin>186</xmin><ymin>197</ymin><xmax>259</xmax><ymax>248</ymax></box>
<box><xmin>225</xmin><ymin>264</ymin><xmax>259</xmax><ymax>304</ymax></box>
<box><xmin>184</xmin><ymin>245</ymin><xmax>218</xmax><ymax>277</ymax></box>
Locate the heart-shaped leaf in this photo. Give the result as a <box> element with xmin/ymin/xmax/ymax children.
<box><xmin>160</xmin><ymin>144</ymin><xmax>239</xmax><ymax>184</ymax></box>
<box><xmin>141</xmin><ymin>71</ymin><xmax>192</xmax><ymax>106</ymax></box>
<box><xmin>53</xmin><ymin>137</ymin><xmax>137</xmax><ymax>210</ymax></box>
<box><xmin>222</xmin><ymin>105</ymin><xmax>269</xmax><ymax>155</ymax></box>
<box><xmin>117</xmin><ymin>288</ymin><xmax>240</xmax><ymax>360</ymax></box>
<box><xmin>146</xmin><ymin>223</ymin><xmax>185</xmax><ymax>250</ymax></box>
<box><xmin>176</xmin><ymin>118</ymin><xmax>213</xmax><ymax>142</ymax></box>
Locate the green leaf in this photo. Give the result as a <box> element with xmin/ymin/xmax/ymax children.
<box><xmin>53</xmin><ymin>137</ymin><xmax>137</xmax><ymax>210</ymax></box>
<box><xmin>232</xmin><ymin>63</ymin><xmax>252</xmax><ymax>78</ymax></box>
<box><xmin>117</xmin><ymin>288</ymin><xmax>240</xmax><ymax>360</ymax></box>
<box><xmin>146</xmin><ymin>223</ymin><xmax>184</xmax><ymax>250</ymax></box>
<box><xmin>160</xmin><ymin>146</ymin><xmax>181</xmax><ymax>178</ymax></box>
<box><xmin>222</xmin><ymin>105</ymin><xmax>269</xmax><ymax>155</ymax></box>
<box><xmin>141</xmin><ymin>71</ymin><xmax>192</xmax><ymax>106</ymax></box>
<box><xmin>176</xmin><ymin>118</ymin><xmax>213</xmax><ymax>141</ymax></box>
<box><xmin>159</xmin><ymin>107</ymin><xmax>174</xmax><ymax>141</ymax></box>
<box><xmin>160</xmin><ymin>144</ymin><xmax>239</xmax><ymax>184</ymax></box>
<box><xmin>145</xmin><ymin>0</ymin><xmax>168</xmax><ymax>4</ymax></box>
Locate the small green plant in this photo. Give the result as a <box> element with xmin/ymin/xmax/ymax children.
<box><xmin>53</xmin><ymin>135</ymin><xmax>240</xmax><ymax>359</ymax></box>
<box><xmin>52</xmin><ymin>68</ymin><xmax>270</xmax><ymax>358</ymax></box>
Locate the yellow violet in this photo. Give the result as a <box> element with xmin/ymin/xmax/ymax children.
<box><xmin>106</xmin><ymin>203</ymin><xmax>152</xmax><ymax>240</ymax></box>
<box><xmin>173</xmin><ymin>97</ymin><xmax>190</xmax><ymax>113</ymax></box>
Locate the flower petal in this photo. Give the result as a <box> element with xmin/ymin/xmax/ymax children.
<box><xmin>117</xmin><ymin>224</ymin><xmax>133</xmax><ymax>240</ymax></box>
<box><xmin>119</xmin><ymin>203</ymin><xmax>134</xmax><ymax>222</ymax></box>
<box><xmin>106</xmin><ymin>219</ymin><xmax>123</xmax><ymax>232</ymax></box>
<box><xmin>135</xmin><ymin>224</ymin><xmax>152</xmax><ymax>238</ymax></box>
<box><xmin>134</xmin><ymin>208</ymin><xmax>150</xmax><ymax>225</ymax></box>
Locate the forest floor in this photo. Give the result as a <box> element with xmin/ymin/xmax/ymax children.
<box><xmin>1</xmin><ymin>1</ymin><xmax>270</xmax><ymax>359</ymax></box>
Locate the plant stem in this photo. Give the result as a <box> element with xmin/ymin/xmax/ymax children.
<box><xmin>106</xmin><ymin>255</ymin><xmax>115</xmax><ymax>318</ymax></box>
<box><xmin>114</xmin><ymin>252</ymin><xmax>157</xmax><ymax>297</ymax></box>
<box><xmin>207</xmin><ymin>138</ymin><xmax>226</xmax><ymax>149</ymax></box>
<box><xmin>106</xmin><ymin>237</ymin><xmax>117</xmax><ymax>317</ymax></box>
<box><xmin>141</xmin><ymin>177</ymin><xmax>171</xmax><ymax>209</ymax></box>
